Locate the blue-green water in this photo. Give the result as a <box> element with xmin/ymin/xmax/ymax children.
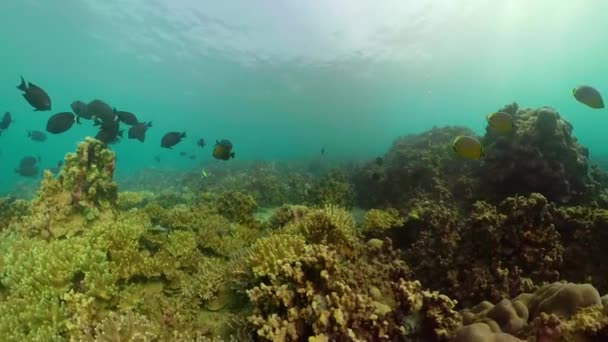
<box><xmin>2</xmin><ymin>1</ymin><xmax>608</xmax><ymax>194</ymax></box>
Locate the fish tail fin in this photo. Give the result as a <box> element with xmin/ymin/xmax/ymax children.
<box><xmin>230</xmin><ymin>152</ymin><xmax>235</xmax><ymax>159</ymax></box>
<box><xmin>75</xmin><ymin>116</ymin><xmax>81</xmax><ymax>124</ymax></box>
<box><xmin>17</xmin><ymin>76</ymin><xmax>27</xmax><ymax>91</ymax></box>
<box><xmin>146</xmin><ymin>121</ymin><xmax>152</xmax><ymax>127</ymax></box>
<box><xmin>181</xmin><ymin>132</ymin><xmax>187</xmax><ymax>138</ymax></box>
<box><xmin>27</xmin><ymin>131</ymin><xmax>31</xmax><ymax>137</ymax></box>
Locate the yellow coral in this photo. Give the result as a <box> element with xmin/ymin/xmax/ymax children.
<box><xmin>244</xmin><ymin>233</ymin><xmax>307</xmax><ymax>280</ymax></box>
<box><xmin>362</xmin><ymin>208</ymin><xmax>404</xmax><ymax>235</ymax></box>
<box><xmin>283</xmin><ymin>205</ymin><xmax>360</xmax><ymax>251</ymax></box>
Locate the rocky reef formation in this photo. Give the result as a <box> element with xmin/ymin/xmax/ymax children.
<box><xmin>354</xmin><ymin>103</ymin><xmax>608</xmax><ymax>209</ymax></box>
<box><xmin>480</xmin><ymin>103</ymin><xmax>604</xmax><ymax>205</ymax></box>
<box><xmin>352</xmin><ymin>125</ymin><xmax>478</xmax><ymax>209</ymax></box>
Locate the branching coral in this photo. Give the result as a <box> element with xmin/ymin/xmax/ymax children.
<box><xmin>240</xmin><ymin>235</ymin><xmax>458</xmax><ymax>341</ymax></box>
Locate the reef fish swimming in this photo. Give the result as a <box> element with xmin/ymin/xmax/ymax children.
<box><xmin>486</xmin><ymin>112</ymin><xmax>514</xmax><ymax>134</ymax></box>
<box><xmin>16</xmin><ymin>76</ymin><xmax>51</xmax><ymax>111</ymax></box>
<box><xmin>46</xmin><ymin>112</ymin><xmax>78</xmax><ymax>134</ymax></box>
<box><xmin>71</xmin><ymin>100</ymin><xmax>93</xmax><ymax>121</ymax></box>
<box><xmin>0</xmin><ymin>112</ymin><xmax>12</xmax><ymax>133</ymax></box>
<box><xmin>573</xmin><ymin>85</ymin><xmax>604</xmax><ymax>109</ymax></box>
<box><xmin>116</xmin><ymin>110</ymin><xmax>140</xmax><ymax>125</ymax></box>
<box><xmin>15</xmin><ymin>155</ymin><xmax>39</xmax><ymax>177</ymax></box>
<box><xmin>212</xmin><ymin>139</ymin><xmax>235</xmax><ymax>160</ymax></box>
<box><xmin>128</xmin><ymin>121</ymin><xmax>152</xmax><ymax>142</ymax></box>
<box><xmin>452</xmin><ymin>135</ymin><xmax>483</xmax><ymax>160</ymax></box>
<box><xmin>27</xmin><ymin>130</ymin><xmax>47</xmax><ymax>142</ymax></box>
<box><xmin>161</xmin><ymin>132</ymin><xmax>186</xmax><ymax>149</ymax></box>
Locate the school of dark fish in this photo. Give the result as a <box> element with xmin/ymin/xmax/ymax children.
<box><xmin>2</xmin><ymin>76</ymin><xmax>237</xmax><ymax>177</ymax></box>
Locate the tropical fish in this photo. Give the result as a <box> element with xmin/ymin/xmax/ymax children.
<box><xmin>128</xmin><ymin>121</ymin><xmax>152</xmax><ymax>142</ymax></box>
<box><xmin>161</xmin><ymin>132</ymin><xmax>186</xmax><ymax>149</ymax></box>
<box><xmin>16</xmin><ymin>155</ymin><xmax>39</xmax><ymax>177</ymax></box>
<box><xmin>452</xmin><ymin>135</ymin><xmax>483</xmax><ymax>160</ymax></box>
<box><xmin>573</xmin><ymin>86</ymin><xmax>604</xmax><ymax>109</ymax></box>
<box><xmin>46</xmin><ymin>112</ymin><xmax>78</xmax><ymax>134</ymax></box>
<box><xmin>197</xmin><ymin>138</ymin><xmax>206</xmax><ymax>148</ymax></box>
<box><xmin>212</xmin><ymin>139</ymin><xmax>235</xmax><ymax>160</ymax></box>
<box><xmin>71</xmin><ymin>101</ymin><xmax>93</xmax><ymax>120</ymax></box>
<box><xmin>116</xmin><ymin>110</ymin><xmax>139</xmax><ymax>125</ymax></box>
<box><xmin>87</xmin><ymin>99</ymin><xmax>115</xmax><ymax>122</ymax></box>
<box><xmin>0</xmin><ymin>112</ymin><xmax>12</xmax><ymax>132</ymax></box>
<box><xmin>16</xmin><ymin>76</ymin><xmax>51</xmax><ymax>111</ymax></box>
<box><xmin>486</xmin><ymin>112</ymin><xmax>514</xmax><ymax>134</ymax></box>
<box><xmin>27</xmin><ymin>130</ymin><xmax>47</xmax><ymax>142</ymax></box>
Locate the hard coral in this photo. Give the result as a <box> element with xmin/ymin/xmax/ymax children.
<box><xmin>450</xmin><ymin>193</ymin><xmax>562</xmax><ymax>306</ymax></box>
<box><xmin>308</xmin><ymin>169</ymin><xmax>355</xmax><ymax>209</ymax></box>
<box><xmin>456</xmin><ymin>282</ymin><xmax>606</xmax><ymax>341</ymax></box>
<box><xmin>215</xmin><ymin>191</ymin><xmax>258</xmax><ymax>227</ymax></box>
<box><xmin>9</xmin><ymin>138</ymin><xmax>117</xmax><ymax>238</ymax></box>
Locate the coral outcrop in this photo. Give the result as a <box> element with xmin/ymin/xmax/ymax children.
<box><xmin>480</xmin><ymin>103</ymin><xmax>599</xmax><ymax>205</ymax></box>
<box><xmin>9</xmin><ymin>138</ymin><xmax>117</xmax><ymax>238</ymax></box>
<box><xmin>455</xmin><ymin>282</ymin><xmax>607</xmax><ymax>341</ymax></box>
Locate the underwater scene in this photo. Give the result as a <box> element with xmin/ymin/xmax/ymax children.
<box><xmin>3</xmin><ymin>1</ymin><xmax>608</xmax><ymax>341</ymax></box>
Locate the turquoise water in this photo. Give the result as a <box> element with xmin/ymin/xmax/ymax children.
<box><xmin>1</xmin><ymin>1</ymin><xmax>608</xmax><ymax>193</ymax></box>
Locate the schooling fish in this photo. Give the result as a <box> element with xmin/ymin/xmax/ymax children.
<box><xmin>87</xmin><ymin>99</ymin><xmax>116</xmax><ymax>123</ymax></box>
<box><xmin>452</xmin><ymin>135</ymin><xmax>483</xmax><ymax>160</ymax></box>
<box><xmin>128</xmin><ymin>121</ymin><xmax>152</xmax><ymax>142</ymax></box>
<box><xmin>46</xmin><ymin>112</ymin><xmax>79</xmax><ymax>134</ymax></box>
<box><xmin>179</xmin><ymin>151</ymin><xmax>187</xmax><ymax>156</ymax></box>
<box><xmin>197</xmin><ymin>138</ymin><xmax>206</xmax><ymax>148</ymax></box>
<box><xmin>116</xmin><ymin>110</ymin><xmax>140</xmax><ymax>125</ymax></box>
<box><xmin>212</xmin><ymin>139</ymin><xmax>235</xmax><ymax>160</ymax></box>
<box><xmin>16</xmin><ymin>155</ymin><xmax>40</xmax><ymax>177</ymax></box>
<box><xmin>0</xmin><ymin>112</ymin><xmax>12</xmax><ymax>132</ymax></box>
<box><xmin>27</xmin><ymin>130</ymin><xmax>47</xmax><ymax>142</ymax></box>
<box><xmin>16</xmin><ymin>76</ymin><xmax>51</xmax><ymax>111</ymax></box>
<box><xmin>573</xmin><ymin>85</ymin><xmax>604</xmax><ymax>109</ymax></box>
<box><xmin>71</xmin><ymin>100</ymin><xmax>93</xmax><ymax>120</ymax></box>
<box><xmin>161</xmin><ymin>132</ymin><xmax>186</xmax><ymax>149</ymax></box>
